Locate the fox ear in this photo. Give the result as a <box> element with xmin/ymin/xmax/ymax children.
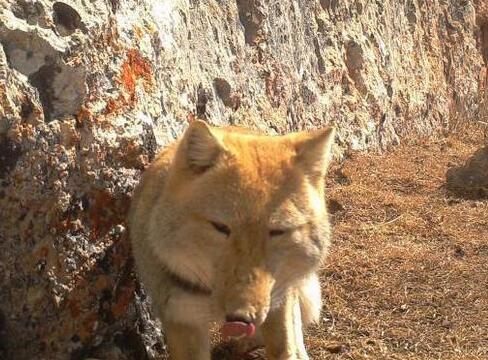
<box><xmin>184</xmin><ymin>120</ymin><xmax>223</xmax><ymax>172</ymax></box>
<box><xmin>294</xmin><ymin>127</ymin><xmax>336</xmax><ymax>178</ymax></box>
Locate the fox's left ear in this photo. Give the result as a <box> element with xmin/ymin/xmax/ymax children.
<box><xmin>183</xmin><ymin>120</ymin><xmax>224</xmax><ymax>172</ymax></box>
<box><xmin>294</xmin><ymin>127</ymin><xmax>336</xmax><ymax>178</ymax></box>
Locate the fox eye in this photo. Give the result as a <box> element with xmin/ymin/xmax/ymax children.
<box><xmin>269</xmin><ymin>229</ymin><xmax>286</xmax><ymax>237</ymax></box>
<box><xmin>210</xmin><ymin>221</ymin><xmax>231</xmax><ymax>236</ymax></box>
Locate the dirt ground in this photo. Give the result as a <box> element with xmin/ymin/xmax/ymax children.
<box><xmin>213</xmin><ymin>129</ymin><xmax>488</xmax><ymax>360</ymax></box>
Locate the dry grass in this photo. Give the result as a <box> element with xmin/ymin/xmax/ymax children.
<box><xmin>213</xmin><ymin>130</ymin><xmax>488</xmax><ymax>359</ymax></box>
<box><xmin>309</xmin><ymin>131</ymin><xmax>488</xmax><ymax>360</ymax></box>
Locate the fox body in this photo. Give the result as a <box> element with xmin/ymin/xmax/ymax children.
<box><xmin>129</xmin><ymin>121</ymin><xmax>335</xmax><ymax>360</ymax></box>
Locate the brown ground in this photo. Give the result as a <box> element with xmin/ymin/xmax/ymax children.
<box><xmin>214</xmin><ymin>129</ymin><xmax>488</xmax><ymax>360</ymax></box>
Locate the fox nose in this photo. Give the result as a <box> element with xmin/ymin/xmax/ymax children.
<box><xmin>225</xmin><ymin>313</ymin><xmax>253</xmax><ymax>324</ymax></box>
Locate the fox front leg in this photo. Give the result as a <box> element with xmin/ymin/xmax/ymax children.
<box><xmin>164</xmin><ymin>321</ymin><xmax>210</xmax><ymax>360</ymax></box>
<box><xmin>261</xmin><ymin>292</ymin><xmax>310</xmax><ymax>360</ymax></box>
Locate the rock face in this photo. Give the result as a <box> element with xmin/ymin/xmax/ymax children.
<box><xmin>0</xmin><ymin>0</ymin><xmax>486</xmax><ymax>359</ymax></box>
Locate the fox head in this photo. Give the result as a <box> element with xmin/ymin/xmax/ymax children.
<box><xmin>153</xmin><ymin>120</ymin><xmax>335</xmax><ymax>326</ymax></box>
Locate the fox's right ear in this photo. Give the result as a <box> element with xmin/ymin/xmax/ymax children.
<box><xmin>294</xmin><ymin>126</ymin><xmax>336</xmax><ymax>179</ymax></box>
<box><xmin>183</xmin><ymin>120</ymin><xmax>223</xmax><ymax>172</ymax></box>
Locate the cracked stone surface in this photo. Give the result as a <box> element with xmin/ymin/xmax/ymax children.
<box><xmin>0</xmin><ymin>0</ymin><xmax>487</xmax><ymax>359</ymax></box>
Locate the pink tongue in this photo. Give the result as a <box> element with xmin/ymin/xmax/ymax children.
<box><xmin>220</xmin><ymin>321</ymin><xmax>256</xmax><ymax>339</ymax></box>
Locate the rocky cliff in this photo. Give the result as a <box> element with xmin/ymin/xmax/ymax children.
<box><xmin>0</xmin><ymin>0</ymin><xmax>487</xmax><ymax>359</ymax></box>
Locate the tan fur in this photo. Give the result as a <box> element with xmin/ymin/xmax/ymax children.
<box><xmin>129</xmin><ymin>121</ymin><xmax>335</xmax><ymax>360</ymax></box>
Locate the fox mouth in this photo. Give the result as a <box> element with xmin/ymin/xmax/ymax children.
<box><xmin>220</xmin><ymin>316</ymin><xmax>256</xmax><ymax>339</ymax></box>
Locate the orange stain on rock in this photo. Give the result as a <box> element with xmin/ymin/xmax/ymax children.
<box><xmin>68</xmin><ymin>299</ymin><xmax>81</xmax><ymax>319</ymax></box>
<box><xmin>103</xmin><ymin>49</ymin><xmax>153</xmax><ymax>115</ymax></box>
<box><xmin>120</xmin><ymin>49</ymin><xmax>152</xmax><ymax>100</ymax></box>
<box><xmin>111</xmin><ymin>279</ymin><xmax>136</xmax><ymax>318</ymax></box>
